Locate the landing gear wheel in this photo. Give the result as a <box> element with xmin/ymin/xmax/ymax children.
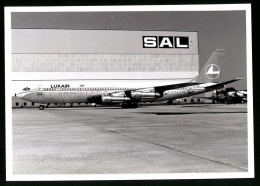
<box><xmin>132</xmin><ymin>103</ymin><xmax>138</xmax><ymax>108</ymax></box>
<box><xmin>39</xmin><ymin>105</ymin><xmax>45</xmax><ymax>110</ymax></box>
<box><xmin>121</xmin><ymin>102</ymin><xmax>138</xmax><ymax>108</ymax></box>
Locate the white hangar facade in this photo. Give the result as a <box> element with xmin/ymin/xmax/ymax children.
<box><xmin>12</xmin><ymin>29</ymin><xmax>199</xmax><ymax>82</ymax></box>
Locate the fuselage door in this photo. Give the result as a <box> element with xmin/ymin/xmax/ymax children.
<box><xmin>37</xmin><ymin>85</ymin><xmax>43</xmax><ymax>95</ymax></box>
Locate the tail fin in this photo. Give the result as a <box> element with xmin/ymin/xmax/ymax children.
<box><xmin>191</xmin><ymin>49</ymin><xmax>225</xmax><ymax>83</ymax></box>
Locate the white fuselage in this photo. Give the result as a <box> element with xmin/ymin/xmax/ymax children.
<box><xmin>17</xmin><ymin>83</ymin><xmax>215</xmax><ymax>104</ymax></box>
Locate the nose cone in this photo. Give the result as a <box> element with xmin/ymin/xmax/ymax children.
<box><xmin>236</xmin><ymin>92</ymin><xmax>243</xmax><ymax>97</ymax></box>
<box><xmin>16</xmin><ymin>92</ymin><xmax>24</xmax><ymax>98</ymax></box>
<box><xmin>16</xmin><ymin>91</ymin><xmax>30</xmax><ymax>100</ymax></box>
<box><xmin>16</xmin><ymin>91</ymin><xmax>35</xmax><ymax>102</ymax></box>
<box><xmin>227</xmin><ymin>92</ymin><xmax>235</xmax><ymax>97</ymax></box>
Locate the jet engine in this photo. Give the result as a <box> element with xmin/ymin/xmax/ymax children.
<box><xmin>87</xmin><ymin>95</ymin><xmax>131</xmax><ymax>104</ymax></box>
<box><xmin>87</xmin><ymin>91</ymin><xmax>161</xmax><ymax>104</ymax></box>
<box><xmin>130</xmin><ymin>92</ymin><xmax>161</xmax><ymax>100</ymax></box>
<box><xmin>101</xmin><ymin>96</ymin><xmax>131</xmax><ymax>104</ymax></box>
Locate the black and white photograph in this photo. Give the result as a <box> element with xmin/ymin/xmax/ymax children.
<box><xmin>5</xmin><ymin>5</ymin><xmax>253</xmax><ymax>180</ymax></box>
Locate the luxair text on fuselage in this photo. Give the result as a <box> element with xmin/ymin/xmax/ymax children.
<box><xmin>50</xmin><ymin>84</ymin><xmax>70</xmax><ymax>88</ymax></box>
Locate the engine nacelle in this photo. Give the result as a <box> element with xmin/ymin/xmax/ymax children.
<box><xmin>101</xmin><ymin>96</ymin><xmax>131</xmax><ymax>104</ymax></box>
<box><xmin>87</xmin><ymin>95</ymin><xmax>130</xmax><ymax>104</ymax></box>
<box><xmin>130</xmin><ymin>92</ymin><xmax>161</xmax><ymax>100</ymax></box>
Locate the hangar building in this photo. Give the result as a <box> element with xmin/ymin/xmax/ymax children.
<box><xmin>12</xmin><ymin>29</ymin><xmax>199</xmax><ymax>79</ymax></box>
<box><xmin>12</xmin><ymin>29</ymin><xmax>202</xmax><ymax>107</ymax></box>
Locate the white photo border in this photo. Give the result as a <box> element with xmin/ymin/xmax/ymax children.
<box><xmin>5</xmin><ymin>4</ymin><xmax>254</xmax><ymax>181</ymax></box>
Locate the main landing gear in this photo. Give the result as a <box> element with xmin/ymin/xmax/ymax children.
<box><xmin>39</xmin><ymin>104</ymin><xmax>45</xmax><ymax>110</ymax></box>
<box><xmin>121</xmin><ymin>102</ymin><xmax>138</xmax><ymax>108</ymax></box>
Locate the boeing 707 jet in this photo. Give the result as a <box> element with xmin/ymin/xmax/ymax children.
<box><xmin>16</xmin><ymin>49</ymin><xmax>242</xmax><ymax>110</ymax></box>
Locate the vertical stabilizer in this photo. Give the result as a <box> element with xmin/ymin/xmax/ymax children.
<box><xmin>191</xmin><ymin>49</ymin><xmax>225</xmax><ymax>83</ymax></box>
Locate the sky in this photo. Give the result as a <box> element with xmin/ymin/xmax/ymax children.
<box><xmin>11</xmin><ymin>10</ymin><xmax>248</xmax><ymax>89</ymax></box>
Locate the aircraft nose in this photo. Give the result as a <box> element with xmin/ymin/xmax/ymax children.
<box><xmin>16</xmin><ymin>93</ymin><xmax>21</xmax><ymax>98</ymax></box>
<box><xmin>236</xmin><ymin>92</ymin><xmax>243</xmax><ymax>97</ymax></box>
<box><xmin>16</xmin><ymin>92</ymin><xmax>24</xmax><ymax>98</ymax></box>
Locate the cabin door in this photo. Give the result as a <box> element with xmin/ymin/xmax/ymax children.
<box><xmin>37</xmin><ymin>85</ymin><xmax>43</xmax><ymax>95</ymax></box>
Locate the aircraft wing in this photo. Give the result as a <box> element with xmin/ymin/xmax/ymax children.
<box><xmin>87</xmin><ymin>82</ymin><xmax>200</xmax><ymax>103</ymax></box>
<box><xmin>123</xmin><ymin>82</ymin><xmax>201</xmax><ymax>97</ymax></box>
<box><xmin>153</xmin><ymin>82</ymin><xmax>201</xmax><ymax>96</ymax></box>
<box><xmin>193</xmin><ymin>96</ymin><xmax>214</xmax><ymax>100</ymax></box>
<box><xmin>104</xmin><ymin>82</ymin><xmax>201</xmax><ymax>95</ymax></box>
<box><xmin>205</xmin><ymin>78</ymin><xmax>242</xmax><ymax>90</ymax></box>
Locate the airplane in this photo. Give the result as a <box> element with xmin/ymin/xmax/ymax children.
<box><xmin>211</xmin><ymin>87</ymin><xmax>247</xmax><ymax>104</ymax></box>
<box><xmin>16</xmin><ymin>49</ymin><xmax>242</xmax><ymax>110</ymax></box>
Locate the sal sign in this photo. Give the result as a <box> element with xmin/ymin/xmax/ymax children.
<box><xmin>143</xmin><ymin>36</ymin><xmax>189</xmax><ymax>48</ymax></box>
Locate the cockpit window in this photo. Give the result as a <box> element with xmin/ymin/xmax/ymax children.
<box><xmin>23</xmin><ymin>87</ymin><xmax>30</xmax><ymax>91</ymax></box>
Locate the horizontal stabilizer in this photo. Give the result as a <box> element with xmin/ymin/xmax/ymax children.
<box><xmin>205</xmin><ymin>78</ymin><xmax>242</xmax><ymax>90</ymax></box>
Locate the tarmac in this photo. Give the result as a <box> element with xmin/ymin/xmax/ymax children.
<box><xmin>12</xmin><ymin>103</ymin><xmax>248</xmax><ymax>174</ymax></box>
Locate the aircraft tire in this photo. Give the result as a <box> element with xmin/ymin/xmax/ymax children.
<box><xmin>39</xmin><ymin>105</ymin><xmax>45</xmax><ymax>110</ymax></box>
<box><xmin>121</xmin><ymin>103</ymin><xmax>138</xmax><ymax>108</ymax></box>
<box><xmin>132</xmin><ymin>103</ymin><xmax>138</xmax><ymax>108</ymax></box>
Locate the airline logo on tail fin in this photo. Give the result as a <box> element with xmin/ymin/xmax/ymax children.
<box><xmin>205</xmin><ymin>64</ymin><xmax>220</xmax><ymax>79</ymax></box>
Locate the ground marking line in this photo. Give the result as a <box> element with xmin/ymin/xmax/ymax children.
<box><xmin>107</xmin><ymin>130</ymin><xmax>247</xmax><ymax>172</ymax></box>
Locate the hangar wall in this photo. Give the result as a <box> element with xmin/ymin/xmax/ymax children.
<box><xmin>12</xmin><ymin>29</ymin><xmax>199</xmax><ymax>81</ymax></box>
<box><xmin>12</xmin><ymin>54</ymin><xmax>198</xmax><ymax>72</ymax></box>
